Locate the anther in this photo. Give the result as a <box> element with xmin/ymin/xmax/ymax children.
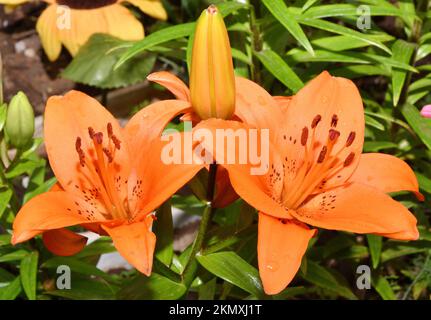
<box><xmin>88</xmin><ymin>127</ymin><xmax>95</xmax><ymax>139</ymax></box>
<box><xmin>329</xmin><ymin>129</ymin><xmax>340</xmax><ymax>141</ymax></box>
<box><xmin>107</xmin><ymin>123</ymin><xmax>113</xmax><ymax>138</ymax></box>
<box><xmin>344</xmin><ymin>152</ymin><xmax>355</xmax><ymax>167</ymax></box>
<box><xmin>311</xmin><ymin>115</ymin><xmax>322</xmax><ymax>128</ymax></box>
<box><xmin>346</xmin><ymin>132</ymin><xmax>356</xmax><ymax>147</ymax></box>
<box><xmin>75</xmin><ymin>137</ymin><xmax>85</xmax><ymax>167</ymax></box>
<box><xmin>301</xmin><ymin>127</ymin><xmax>309</xmax><ymax>146</ymax></box>
<box><xmin>331</xmin><ymin>114</ymin><xmax>338</xmax><ymax>128</ymax></box>
<box><xmin>317</xmin><ymin>146</ymin><xmax>327</xmax><ymax>163</ymax></box>
<box><xmin>111</xmin><ymin>135</ymin><xmax>121</xmax><ymax>150</ymax></box>
<box><xmin>94</xmin><ymin>132</ymin><xmax>103</xmax><ymax>145</ymax></box>
<box><xmin>103</xmin><ymin>147</ymin><xmax>114</xmax><ymax>163</ymax></box>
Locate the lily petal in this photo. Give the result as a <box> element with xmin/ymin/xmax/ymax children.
<box><xmin>258</xmin><ymin>213</ymin><xmax>315</xmax><ymax>295</ymax></box>
<box><xmin>147</xmin><ymin>72</ymin><xmax>190</xmax><ymax>101</ymax></box>
<box><xmin>125</xmin><ymin>0</ymin><xmax>167</xmax><ymax>20</ymax></box>
<box><xmin>293</xmin><ymin>183</ymin><xmax>418</xmax><ymax>240</ymax></box>
<box><xmin>103</xmin><ymin>218</ymin><xmax>156</xmax><ymax>276</ymax></box>
<box><xmin>12</xmin><ymin>191</ymin><xmax>103</xmax><ymax>245</ymax></box>
<box><xmin>350</xmin><ymin>153</ymin><xmax>423</xmax><ymax>200</ymax></box>
<box><xmin>42</xmin><ymin>228</ymin><xmax>88</xmax><ymax>256</ymax></box>
<box><xmin>36</xmin><ymin>5</ymin><xmax>62</xmax><ymax>61</ymax></box>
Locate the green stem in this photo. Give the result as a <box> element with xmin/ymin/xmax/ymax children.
<box><xmin>402</xmin><ymin>251</ymin><xmax>430</xmax><ymax>300</ymax></box>
<box><xmin>182</xmin><ymin>163</ymin><xmax>218</xmax><ymax>287</ymax></box>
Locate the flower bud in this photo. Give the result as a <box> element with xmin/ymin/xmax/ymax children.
<box><xmin>190</xmin><ymin>5</ymin><xmax>235</xmax><ymax>120</ymax></box>
<box><xmin>5</xmin><ymin>91</ymin><xmax>35</xmax><ymax>149</ymax></box>
<box><xmin>420</xmin><ymin>105</ymin><xmax>431</xmax><ymax>119</ymax></box>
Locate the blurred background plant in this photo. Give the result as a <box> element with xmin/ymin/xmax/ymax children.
<box><xmin>0</xmin><ymin>0</ymin><xmax>431</xmax><ymax>300</ymax></box>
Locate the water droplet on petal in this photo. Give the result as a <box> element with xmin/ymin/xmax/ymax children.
<box><xmin>266</xmin><ymin>261</ymin><xmax>279</xmax><ymax>271</ymax></box>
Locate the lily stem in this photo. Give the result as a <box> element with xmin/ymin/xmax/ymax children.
<box><xmin>182</xmin><ymin>163</ymin><xmax>218</xmax><ymax>288</ymax></box>
<box><xmin>249</xmin><ymin>0</ymin><xmax>263</xmax><ymax>84</ymax></box>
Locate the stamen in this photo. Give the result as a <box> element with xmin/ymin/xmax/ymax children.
<box><xmin>75</xmin><ymin>137</ymin><xmax>85</xmax><ymax>167</ymax></box>
<box><xmin>107</xmin><ymin>123</ymin><xmax>113</xmax><ymax>138</ymax></box>
<box><xmin>311</xmin><ymin>115</ymin><xmax>322</xmax><ymax>128</ymax></box>
<box><xmin>346</xmin><ymin>132</ymin><xmax>356</xmax><ymax>147</ymax></box>
<box><xmin>103</xmin><ymin>147</ymin><xmax>114</xmax><ymax>163</ymax></box>
<box><xmin>344</xmin><ymin>152</ymin><xmax>355</xmax><ymax>167</ymax></box>
<box><xmin>94</xmin><ymin>132</ymin><xmax>103</xmax><ymax>145</ymax></box>
<box><xmin>331</xmin><ymin>114</ymin><xmax>339</xmax><ymax>128</ymax></box>
<box><xmin>301</xmin><ymin>127</ymin><xmax>309</xmax><ymax>146</ymax></box>
<box><xmin>88</xmin><ymin>127</ymin><xmax>95</xmax><ymax>140</ymax></box>
<box><xmin>317</xmin><ymin>146</ymin><xmax>327</xmax><ymax>163</ymax></box>
<box><xmin>111</xmin><ymin>135</ymin><xmax>121</xmax><ymax>150</ymax></box>
<box><xmin>329</xmin><ymin>129</ymin><xmax>340</xmax><ymax>142</ymax></box>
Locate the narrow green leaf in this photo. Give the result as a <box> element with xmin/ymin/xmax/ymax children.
<box><xmin>0</xmin><ymin>276</ymin><xmax>22</xmax><ymax>300</ymax></box>
<box><xmin>391</xmin><ymin>40</ymin><xmax>415</xmax><ymax>106</ymax></box>
<box><xmin>154</xmin><ymin>200</ymin><xmax>174</xmax><ymax>267</ymax></box>
<box><xmin>262</xmin><ymin>0</ymin><xmax>314</xmax><ymax>55</ymax></box>
<box><xmin>296</xmin><ymin>17</ymin><xmax>391</xmax><ymax>54</ymax></box>
<box><xmin>311</xmin><ymin>34</ymin><xmax>393</xmax><ymax>52</ymax></box>
<box><xmin>0</xmin><ymin>249</ymin><xmax>29</xmax><ymax>263</ymax></box>
<box><xmin>20</xmin><ymin>251</ymin><xmax>38</xmax><ymax>300</ymax></box>
<box><xmin>117</xmin><ymin>273</ymin><xmax>186</xmax><ymax>300</ymax></box>
<box><xmin>372</xmin><ymin>275</ymin><xmax>396</xmax><ymax>300</ymax></box>
<box><xmin>301</xmin><ymin>260</ymin><xmax>357</xmax><ymax>299</ymax></box>
<box><xmin>302</xmin><ymin>4</ymin><xmax>412</xmax><ymax>19</ymax></box>
<box><xmin>363</xmin><ymin>141</ymin><xmax>398</xmax><ymax>152</ymax></box>
<box><xmin>365</xmin><ymin>115</ymin><xmax>385</xmax><ymax>131</ymax></box>
<box><xmin>401</xmin><ymin>103</ymin><xmax>431</xmax><ymax>150</ymax></box>
<box><xmin>302</xmin><ymin>0</ymin><xmax>320</xmax><ymax>12</ymax></box>
<box><xmin>367</xmin><ymin>235</ymin><xmax>383</xmax><ymax>269</ymax></box>
<box><xmin>197</xmin><ymin>251</ymin><xmax>264</xmax><ymax>298</ymax></box>
<box><xmin>0</xmin><ymin>187</ymin><xmax>12</xmax><ymax>219</ymax></box>
<box><xmin>198</xmin><ymin>278</ymin><xmax>217</xmax><ymax>300</ymax></box>
<box><xmin>255</xmin><ymin>49</ymin><xmax>303</xmax><ymax>92</ymax></box>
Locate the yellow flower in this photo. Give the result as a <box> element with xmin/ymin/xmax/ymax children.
<box><xmin>0</xmin><ymin>0</ymin><xmax>167</xmax><ymax>61</ymax></box>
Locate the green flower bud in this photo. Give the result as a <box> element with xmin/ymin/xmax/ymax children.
<box><xmin>5</xmin><ymin>91</ymin><xmax>35</xmax><ymax>149</ymax></box>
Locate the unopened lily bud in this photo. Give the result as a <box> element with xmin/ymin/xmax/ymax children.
<box><xmin>5</xmin><ymin>91</ymin><xmax>35</xmax><ymax>149</ymax></box>
<box><xmin>190</xmin><ymin>5</ymin><xmax>235</xmax><ymax>120</ymax></box>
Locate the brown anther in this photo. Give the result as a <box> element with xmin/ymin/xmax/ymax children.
<box><xmin>311</xmin><ymin>115</ymin><xmax>322</xmax><ymax>128</ymax></box>
<box><xmin>301</xmin><ymin>127</ymin><xmax>309</xmax><ymax>146</ymax></box>
<box><xmin>94</xmin><ymin>132</ymin><xmax>103</xmax><ymax>145</ymax></box>
<box><xmin>329</xmin><ymin>129</ymin><xmax>340</xmax><ymax>141</ymax></box>
<box><xmin>103</xmin><ymin>147</ymin><xmax>114</xmax><ymax>163</ymax></box>
<box><xmin>344</xmin><ymin>152</ymin><xmax>355</xmax><ymax>167</ymax></box>
<box><xmin>317</xmin><ymin>146</ymin><xmax>327</xmax><ymax>163</ymax></box>
<box><xmin>346</xmin><ymin>131</ymin><xmax>356</xmax><ymax>147</ymax></box>
<box><xmin>111</xmin><ymin>135</ymin><xmax>121</xmax><ymax>150</ymax></box>
<box><xmin>107</xmin><ymin>123</ymin><xmax>113</xmax><ymax>138</ymax></box>
<box><xmin>331</xmin><ymin>114</ymin><xmax>339</xmax><ymax>128</ymax></box>
<box><xmin>88</xmin><ymin>127</ymin><xmax>95</xmax><ymax>139</ymax></box>
<box><xmin>75</xmin><ymin>137</ymin><xmax>85</xmax><ymax>167</ymax></box>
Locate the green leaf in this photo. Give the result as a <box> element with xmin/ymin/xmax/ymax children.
<box><xmin>262</xmin><ymin>0</ymin><xmax>314</xmax><ymax>55</ymax></box>
<box><xmin>116</xmin><ymin>22</ymin><xmax>195</xmax><ymax>68</ymax></box>
<box><xmin>154</xmin><ymin>200</ymin><xmax>174</xmax><ymax>267</ymax></box>
<box><xmin>416</xmin><ymin>172</ymin><xmax>431</xmax><ymax>194</ymax></box>
<box><xmin>42</xmin><ymin>257</ymin><xmax>113</xmax><ymax>282</ymax></box>
<box><xmin>198</xmin><ymin>278</ymin><xmax>217</xmax><ymax>300</ymax></box>
<box><xmin>401</xmin><ymin>103</ymin><xmax>431</xmax><ymax>150</ymax></box>
<box><xmin>365</xmin><ymin>115</ymin><xmax>385</xmax><ymax>131</ymax></box>
<box><xmin>196</xmin><ymin>251</ymin><xmax>264</xmax><ymax>298</ymax></box>
<box><xmin>0</xmin><ymin>276</ymin><xmax>22</xmax><ymax>300</ymax></box>
<box><xmin>301</xmin><ymin>260</ymin><xmax>357</xmax><ymax>299</ymax></box>
<box><xmin>381</xmin><ymin>241</ymin><xmax>431</xmax><ymax>262</ymax></box>
<box><xmin>255</xmin><ymin>49</ymin><xmax>303</xmax><ymax>92</ymax></box>
<box><xmin>295</xmin><ymin>17</ymin><xmax>391</xmax><ymax>54</ymax></box>
<box><xmin>0</xmin><ymin>249</ymin><xmax>29</xmax><ymax>263</ymax></box>
<box><xmin>391</xmin><ymin>40</ymin><xmax>415</xmax><ymax>106</ymax></box>
<box><xmin>0</xmin><ymin>234</ymin><xmax>11</xmax><ymax>246</ymax></box>
<box><xmin>63</xmin><ymin>34</ymin><xmax>156</xmax><ymax>89</ymax></box>
<box><xmin>117</xmin><ymin>273</ymin><xmax>186</xmax><ymax>300</ymax></box>
<box><xmin>367</xmin><ymin>234</ymin><xmax>383</xmax><ymax>269</ymax></box>
<box><xmin>372</xmin><ymin>275</ymin><xmax>396</xmax><ymax>300</ymax></box>
<box><xmin>20</xmin><ymin>251</ymin><xmax>38</xmax><ymax>300</ymax></box>
<box><xmin>216</xmin><ymin>1</ymin><xmax>249</xmax><ymax>17</ymax></box>
<box><xmin>311</xmin><ymin>34</ymin><xmax>393</xmax><ymax>52</ymax></box>
<box><xmin>363</xmin><ymin>141</ymin><xmax>398</xmax><ymax>152</ymax></box>
<box><xmin>302</xmin><ymin>4</ymin><xmax>411</xmax><ymax>19</ymax></box>
<box><xmin>23</xmin><ymin>177</ymin><xmax>57</xmax><ymax>204</ymax></box>
<box><xmin>0</xmin><ymin>187</ymin><xmax>12</xmax><ymax>219</ymax></box>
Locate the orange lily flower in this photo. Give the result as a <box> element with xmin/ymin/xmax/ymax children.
<box><xmin>11</xmin><ymin>91</ymin><xmax>202</xmax><ymax>275</ymax></box>
<box><xmin>195</xmin><ymin>71</ymin><xmax>422</xmax><ymax>295</ymax></box>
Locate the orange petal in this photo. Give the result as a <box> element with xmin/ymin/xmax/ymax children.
<box><xmin>258</xmin><ymin>213</ymin><xmax>315</xmax><ymax>295</ymax></box>
<box><xmin>103</xmin><ymin>218</ymin><xmax>156</xmax><ymax>276</ymax></box>
<box><xmin>147</xmin><ymin>71</ymin><xmax>190</xmax><ymax>101</ymax></box>
<box><xmin>283</xmin><ymin>71</ymin><xmax>365</xmax><ymax>189</ymax></box>
<box><xmin>12</xmin><ymin>191</ymin><xmax>102</xmax><ymax>245</ymax></box>
<box><xmin>36</xmin><ymin>5</ymin><xmax>61</xmax><ymax>61</ymax></box>
<box><xmin>350</xmin><ymin>153</ymin><xmax>423</xmax><ymax>200</ymax></box>
<box><xmin>124</xmin><ymin>99</ymin><xmax>192</xmax><ymax>156</ymax></box>
<box><xmin>293</xmin><ymin>183</ymin><xmax>418</xmax><ymax>240</ymax></box>
<box><xmin>42</xmin><ymin>228</ymin><xmax>87</xmax><ymax>256</ymax></box>
<box><xmin>234</xmin><ymin>77</ymin><xmax>284</xmax><ymax>135</ymax></box>
<box><xmin>44</xmin><ymin>91</ymin><xmax>130</xmax><ymax>199</ymax></box>
<box><xmin>273</xmin><ymin>96</ymin><xmax>292</xmax><ymax>111</ymax></box>
<box><xmin>193</xmin><ymin>118</ymin><xmax>290</xmax><ymax>219</ymax></box>
<box><xmin>213</xmin><ymin>166</ymin><xmax>238</xmax><ymax>208</ymax></box>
